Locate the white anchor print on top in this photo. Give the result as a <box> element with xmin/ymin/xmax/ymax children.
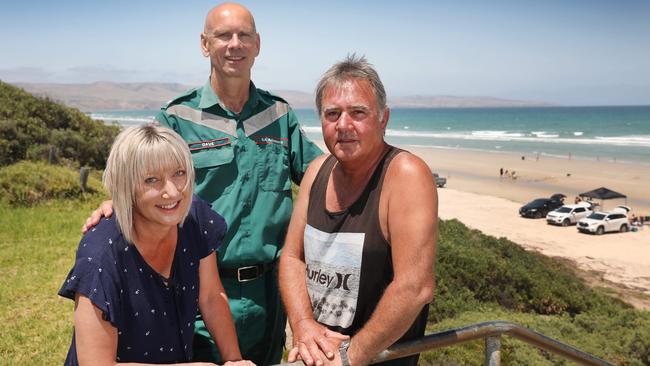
<box><xmin>58</xmin><ymin>197</ymin><xmax>226</xmax><ymax>363</ymax></box>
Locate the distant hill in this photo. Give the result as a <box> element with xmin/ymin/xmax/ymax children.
<box><xmin>15</xmin><ymin>82</ymin><xmax>191</xmax><ymax>111</ymax></box>
<box><xmin>13</xmin><ymin>81</ymin><xmax>552</xmax><ymax>111</ymax></box>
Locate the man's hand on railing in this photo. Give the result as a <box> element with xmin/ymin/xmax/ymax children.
<box><xmin>287</xmin><ymin>318</ymin><xmax>349</xmax><ymax>366</ymax></box>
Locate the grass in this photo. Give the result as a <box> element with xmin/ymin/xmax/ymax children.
<box><xmin>0</xmin><ymin>195</ymin><xmax>105</xmax><ymax>364</ymax></box>
<box><xmin>1</xmin><ymin>199</ymin><xmax>649</xmax><ymax>365</ymax></box>
<box><xmin>421</xmin><ymin>306</ymin><xmax>646</xmax><ymax>365</ymax></box>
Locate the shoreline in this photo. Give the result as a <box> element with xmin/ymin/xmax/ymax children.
<box><xmin>405</xmin><ymin>144</ymin><xmax>650</xmax><ymax>214</ymax></box>
<box><xmin>401</xmin><ymin>143</ymin><xmax>650</xmax><ymax>169</ymax></box>
<box><xmin>314</xmin><ymin>141</ymin><xmax>650</xmax><ymax>309</ymax></box>
<box><xmin>315</xmin><ymin>141</ymin><xmax>650</xmax><ymax>216</ymax></box>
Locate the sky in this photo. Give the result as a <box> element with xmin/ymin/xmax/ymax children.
<box><xmin>1</xmin><ymin>0</ymin><xmax>650</xmax><ymax>106</ymax></box>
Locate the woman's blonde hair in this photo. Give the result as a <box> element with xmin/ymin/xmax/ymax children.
<box><xmin>103</xmin><ymin>124</ymin><xmax>194</xmax><ymax>243</ymax></box>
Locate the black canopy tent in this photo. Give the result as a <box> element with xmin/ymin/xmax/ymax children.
<box><xmin>579</xmin><ymin>187</ymin><xmax>627</xmax><ymax>210</ymax></box>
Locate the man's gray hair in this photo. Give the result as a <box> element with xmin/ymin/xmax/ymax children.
<box><xmin>103</xmin><ymin>124</ymin><xmax>195</xmax><ymax>244</ymax></box>
<box><xmin>315</xmin><ymin>54</ymin><xmax>387</xmax><ymax>116</ymax></box>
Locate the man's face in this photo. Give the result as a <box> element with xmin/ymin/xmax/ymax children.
<box><xmin>320</xmin><ymin>78</ymin><xmax>389</xmax><ymax>163</ymax></box>
<box><xmin>201</xmin><ymin>6</ymin><xmax>260</xmax><ymax>79</ymax></box>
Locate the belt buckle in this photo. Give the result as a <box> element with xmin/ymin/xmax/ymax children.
<box><xmin>237</xmin><ymin>265</ymin><xmax>259</xmax><ymax>282</ymax></box>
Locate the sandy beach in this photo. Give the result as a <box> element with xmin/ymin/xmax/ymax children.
<box><xmin>407</xmin><ymin>145</ymin><xmax>650</xmax><ymax>308</ymax></box>
<box><xmin>316</xmin><ymin>142</ymin><xmax>650</xmax><ymax>308</ymax></box>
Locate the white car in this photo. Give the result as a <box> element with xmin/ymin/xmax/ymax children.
<box><xmin>577</xmin><ymin>209</ymin><xmax>629</xmax><ymax>235</ymax></box>
<box><xmin>546</xmin><ymin>202</ymin><xmax>592</xmax><ymax>226</ymax></box>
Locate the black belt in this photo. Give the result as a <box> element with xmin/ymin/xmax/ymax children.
<box><xmin>219</xmin><ymin>262</ymin><xmax>275</xmax><ymax>282</ymax></box>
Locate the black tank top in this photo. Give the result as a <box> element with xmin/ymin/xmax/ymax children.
<box><xmin>304</xmin><ymin>145</ymin><xmax>427</xmax><ymax>365</ymax></box>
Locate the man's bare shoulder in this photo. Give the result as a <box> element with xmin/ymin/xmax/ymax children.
<box><xmin>300</xmin><ymin>154</ymin><xmax>330</xmax><ymax>188</ymax></box>
<box><xmin>309</xmin><ymin>153</ymin><xmax>330</xmax><ymax>169</ymax></box>
<box><xmin>387</xmin><ymin>151</ymin><xmax>435</xmax><ymax>187</ymax></box>
<box><xmin>305</xmin><ymin>154</ymin><xmax>330</xmax><ymax>176</ymax></box>
<box><xmin>382</xmin><ymin>150</ymin><xmax>438</xmax><ymax>248</ymax></box>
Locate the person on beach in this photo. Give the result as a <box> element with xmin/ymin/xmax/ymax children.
<box><xmin>60</xmin><ymin>125</ymin><xmax>253</xmax><ymax>366</ymax></box>
<box><xmin>81</xmin><ymin>3</ymin><xmax>322</xmax><ymax>364</ymax></box>
<box><xmin>279</xmin><ymin>55</ymin><xmax>438</xmax><ymax>366</ymax></box>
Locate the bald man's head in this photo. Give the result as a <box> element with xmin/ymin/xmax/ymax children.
<box><xmin>204</xmin><ymin>2</ymin><xmax>256</xmax><ymax>34</ymax></box>
<box><xmin>200</xmin><ymin>2</ymin><xmax>260</xmax><ymax>81</ymax></box>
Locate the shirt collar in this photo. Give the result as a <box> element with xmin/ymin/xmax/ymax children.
<box><xmin>243</xmin><ymin>82</ymin><xmax>261</xmax><ymax>113</ymax></box>
<box><xmin>198</xmin><ymin>78</ymin><xmax>263</xmax><ymax>116</ymax></box>
<box><xmin>198</xmin><ymin>78</ymin><xmax>220</xmax><ymax>109</ymax></box>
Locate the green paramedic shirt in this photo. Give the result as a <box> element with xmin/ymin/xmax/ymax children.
<box><xmin>155</xmin><ymin>80</ymin><xmax>321</xmax><ymax>269</ymax></box>
<box><xmin>155</xmin><ymin>80</ymin><xmax>321</xmax><ymax>363</ymax></box>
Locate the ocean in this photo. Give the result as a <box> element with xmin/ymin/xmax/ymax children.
<box><xmin>90</xmin><ymin>106</ymin><xmax>650</xmax><ymax>165</ymax></box>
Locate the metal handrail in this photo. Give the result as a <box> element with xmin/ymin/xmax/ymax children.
<box><xmin>279</xmin><ymin>320</ymin><xmax>613</xmax><ymax>366</ymax></box>
<box><xmin>373</xmin><ymin>320</ymin><xmax>612</xmax><ymax>365</ymax></box>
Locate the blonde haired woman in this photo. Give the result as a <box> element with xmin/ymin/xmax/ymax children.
<box><xmin>59</xmin><ymin>125</ymin><xmax>253</xmax><ymax>366</ymax></box>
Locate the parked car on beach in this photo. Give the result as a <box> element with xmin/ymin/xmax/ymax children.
<box><xmin>546</xmin><ymin>202</ymin><xmax>592</xmax><ymax>226</ymax></box>
<box><xmin>432</xmin><ymin>173</ymin><xmax>446</xmax><ymax>188</ymax></box>
<box><xmin>611</xmin><ymin>205</ymin><xmax>631</xmax><ymax>214</ymax></box>
<box><xmin>519</xmin><ymin>194</ymin><xmax>566</xmax><ymax>218</ymax></box>
<box><xmin>577</xmin><ymin>209</ymin><xmax>629</xmax><ymax>235</ymax></box>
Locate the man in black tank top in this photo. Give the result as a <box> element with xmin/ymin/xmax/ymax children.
<box><xmin>280</xmin><ymin>55</ymin><xmax>439</xmax><ymax>366</ymax></box>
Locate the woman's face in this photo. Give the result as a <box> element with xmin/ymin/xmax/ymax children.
<box><xmin>133</xmin><ymin>165</ymin><xmax>190</xmax><ymax>230</ymax></box>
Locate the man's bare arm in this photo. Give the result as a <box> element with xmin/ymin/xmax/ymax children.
<box><xmin>345</xmin><ymin>153</ymin><xmax>438</xmax><ymax>366</ymax></box>
<box><xmin>279</xmin><ymin>155</ymin><xmax>347</xmax><ymax>366</ymax></box>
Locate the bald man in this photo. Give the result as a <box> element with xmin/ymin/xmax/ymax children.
<box><xmin>159</xmin><ymin>3</ymin><xmax>322</xmax><ymax>364</ymax></box>
<box><xmin>85</xmin><ymin>3</ymin><xmax>322</xmax><ymax>364</ymax></box>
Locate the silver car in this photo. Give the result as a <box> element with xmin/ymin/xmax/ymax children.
<box><xmin>546</xmin><ymin>202</ymin><xmax>592</xmax><ymax>226</ymax></box>
<box><xmin>577</xmin><ymin>208</ymin><xmax>629</xmax><ymax>235</ymax></box>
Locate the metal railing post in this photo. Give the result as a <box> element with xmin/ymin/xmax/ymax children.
<box><xmin>485</xmin><ymin>335</ymin><xmax>501</xmax><ymax>366</ymax></box>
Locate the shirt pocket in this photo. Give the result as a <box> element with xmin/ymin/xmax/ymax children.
<box><xmin>191</xmin><ymin>144</ymin><xmax>237</xmax><ymax>196</ymax></box>
<box><xmin>256</xmin><ymin>142</ymin><xmax>291</xmax><ymax>192</ymax></box>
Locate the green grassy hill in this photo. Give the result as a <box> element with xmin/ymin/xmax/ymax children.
<box><xmin>424</xmin><ymin>219</ymin><xmax>650</xmax><ymax>365</ymax></box>
<box><xmin>0</xmin><ymin>80</ymin><xmax>119</xmax><ymax>169</ymax></box>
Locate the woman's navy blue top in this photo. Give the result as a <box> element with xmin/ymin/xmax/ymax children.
<box><xmin>58</xmin><ymin>196</ymin><xmax>226</xmax><ymax>365</ymax></box>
